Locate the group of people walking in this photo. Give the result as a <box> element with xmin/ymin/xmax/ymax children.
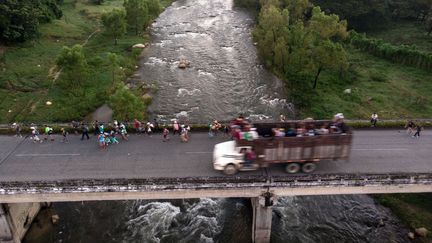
<box><xmin>10</xmin><ymin>114</ymin><xmax>427</xmax><ymax>147</ymax></box>
<box><xmin>405</xmin><ymin>120</ymin><xmax>423</xmax><ymax>138</ymax></box>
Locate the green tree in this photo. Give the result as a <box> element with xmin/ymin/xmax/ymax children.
<box><xmin>146</xmin><ymin>0</ymin><xmax>162</xmax><ymax>19</ymax></box>
<box><xmin>109</xmin><ymin>84</ymin><xmax>145</xmax><ymax>120</ymax></box>
<box><xmin>253</xmin><ymin>1</ymin><xmax>348</xmax><ymax>90</ymax></box>
<box><xmin>310</xmin><ymin>0</ymin><xmax>387</xmax><ymax>31</ymax></box>
<box><xmin>124</xmin><ymin>0</ymin><xmax>149</xmax><ymax>35</ymax></box>
<box><xmin>253</xmin><ymin>5</ymin><xmax>289</xmax><ymax>67</ymax></box>
<box><xmin>107</xmin><ymin>52</ymin><xmax>122</xmax><ymax>85</ymax></box>
<box><xmin>0</xmin><ymin>0</ymin><xmax>62</xmax><ymax>43</ymax></box>
<box><xmin>56</xmin><ymin>44</ymin><xmax>88</xmax><ymax>86</ymax></box>
<box><xmin>101</xmin><ymin>9</ymin><xmax>127</xmax><ymax>45</ymax></box>
<box><xmin>305</xmin><ymin>7</ymin><xmax>348</xmax><ymax>88</ymax></box>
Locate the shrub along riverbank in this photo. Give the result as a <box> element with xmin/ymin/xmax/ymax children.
<box><xmin>374</xmin><ymin>194</ymin><xmax>432</xmax><ymax>241</ymax></box>
<box><xmin>0</xmin><ymin>0</ymin><xmax>173</xmax><ymax>123</ymax></box>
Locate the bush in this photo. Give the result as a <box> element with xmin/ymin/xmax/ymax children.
<box><xmin>108</xmin><ymin>84</ymin><xmax>146</xmax><ymax>121</ymax></box>
<box><xmin>349</xmin><ymin>31</ymin><xmax>432</xmax><ymax>71</ymax></box>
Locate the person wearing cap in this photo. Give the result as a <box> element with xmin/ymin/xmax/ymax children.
<box><xmin>12</xmin><ymin>122</ymin><xmax>22</xmax><ymax>137</ymax></box>
<box><xmin>335</xmin><ymin>113</ymin><xmax>349</xmax><ymax>134</ymax></box>
<box><xmin>30</xmin><ymin>127</ymin><xmax>42</xmax><ymax>143</ymax></box>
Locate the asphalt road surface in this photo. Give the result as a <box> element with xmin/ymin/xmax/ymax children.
<box><xmin>0</xmin><ymin>129</ymin><xmax>431</xmax><ymax>182</ymax></box>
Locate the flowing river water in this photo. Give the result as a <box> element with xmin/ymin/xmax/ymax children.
<box><xmin>132</xmin><ymin>0</ymin><xmax>293</xmax><ymax>122</ymax></box>
<box><xmin>24</xmin><ymin>0</ymin><xmax>409</xmax><ymax>242</ymax></box>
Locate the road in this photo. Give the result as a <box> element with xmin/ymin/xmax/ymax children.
<box><xmin>0</xmin><ymin>129</ymin><xmax>431</xmax><ymax>182</ymax></box>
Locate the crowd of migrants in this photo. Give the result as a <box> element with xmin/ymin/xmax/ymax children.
<box><xmin>11</xmin><ymin>118</ymin><xmax>193</xmax><ymax>149</ymax></box>
<box><xmin>9</xmin><ymin>113</ymin><xmax>425</xmax><ymax>150</ymax></box>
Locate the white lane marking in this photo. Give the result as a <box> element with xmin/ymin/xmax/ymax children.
<box><xmin>15</xmin><ymin>153</ymin><xmax>80</xmax><ymax>157</ymax></box>
<box><xmin>185</xmin><ymin>152</ymin><xmax>212</xmax><ymax>154</ymax></box>
<box><xmin>352</xmin><ymin>149</ymin><xmax>408</xmax><ymax>151</ymax></box>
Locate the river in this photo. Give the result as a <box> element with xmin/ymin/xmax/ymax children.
<box><xmin>133</xmin><ymin>0</ymin><xmax>293</xmax><ymax>123</ymax></box>
<box><xmin>24</xmin><ymin>0</ymin><xmax>409</xmax><ymax>242</ymax></box>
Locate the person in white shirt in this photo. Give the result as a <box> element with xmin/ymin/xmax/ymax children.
<box><xmin>371</xmin><ymin>112</ymin><xmax>378</xmax><ymax>127</ymax></box>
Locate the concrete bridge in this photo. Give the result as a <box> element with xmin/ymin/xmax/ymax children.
<box><xmin>1</xmin><ymin>129</ymin><xmax>432</xmax><ymax>242</ymax></box>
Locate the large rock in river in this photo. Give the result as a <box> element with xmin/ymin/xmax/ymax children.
<box><xmin>415</xmin><ymin>227</ymin><xmax>429</xmax><ymax>237</ymax></box>
<box><xmin>178</xmin><ymin>59</ymin><xmax>190</xmax><ymax>69</ymax></box>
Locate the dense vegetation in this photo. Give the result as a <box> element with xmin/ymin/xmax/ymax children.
<box><xmin>0</xmin><ymin>0</ymin><xmax>63</xmax><ymax>43</ymax></box>
<box><xmin>310</xmin><ymin>0</ymin><xmax>432</xmax><ymax>32</ymax></box>
<box><xmin>0</xmin><ymin>0</ymin><xmax>171</xmax><ymax>122</ymax></box>
<box><xmin>250</xmin><ymin>0</ymin><xmax>432</xmax><ymax>119</ymax></box>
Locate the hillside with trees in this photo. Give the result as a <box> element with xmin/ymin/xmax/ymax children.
<box><xmin>0</xmin><ymin>0</ymin><xmax>171</xmax><ymax>122</ymax></box>
<box><xmin>250</xmin><ymin>0</ymin><xmax>432</xmax><ymax>119</ymax></box>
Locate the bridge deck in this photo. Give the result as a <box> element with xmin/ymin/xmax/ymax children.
<box><xmin>0</xmin><ymin>129</ymin><xmax>431</xmax><ymax>202</ymax></box>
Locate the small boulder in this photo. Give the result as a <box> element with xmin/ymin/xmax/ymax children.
<box><xmin>178</xmin><ymin>59</ymin><xmax>190</xmax><ymax>69</ymax></box>
<box><xmin>51</xmin><ymin>214</ymin><xmax>60</xmax><ymax>225</ymax></box>
<box><xmin>408</xmin><ymin>232</ymin><xmax>415</xmax><ymax>240</ymax></box>
<box><xmin>343</xmin><ymin>88</ymin><xmax>351</xmax><ymax>94</ymax></box>
<box><xmin>132</xmin><ymin>43</ymin><xmax>146</xmax><ymax>49</ymax></box>
<box><xmin>415</xmin><ymin>227</ymin><xmax>429</xmax><ymax>237</ymax></box>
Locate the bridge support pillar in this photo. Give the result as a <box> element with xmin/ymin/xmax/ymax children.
<box><xmin>0</xmin><ymin>203</ymin><xmax>42</xmax><ymax>243</ymax></box>
<box><xmin>251</xmin><ymin>193</ymin><xmax>275</xmax><ymax>243</ymax></box>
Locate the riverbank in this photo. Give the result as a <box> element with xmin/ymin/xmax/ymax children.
<box><xmin>374</xmin><ymin>194</ymin><xmax>432</xmax><ymax>241</ymax></box>
<box><xmin>0</xmin><ymin>0</ymin><xmax>173</xmax><ymax>123</ymax></box>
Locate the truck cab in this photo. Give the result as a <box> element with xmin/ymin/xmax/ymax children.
<box><xmin>213</xmin><ymin>141</ymin><xmax>258</xmax><ymax>175</ymax></box>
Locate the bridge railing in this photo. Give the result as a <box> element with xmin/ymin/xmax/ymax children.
<box><xmin>1</xmin><ymin>173</ymin><xmax>431</xmax><ymax>195</ymax></box>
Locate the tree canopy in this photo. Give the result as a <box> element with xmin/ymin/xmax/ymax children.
<box><xmin>56</xmin><ymin>44</ymin><xmax>88</xmax><ymax>86</ymax></box>
<box><xmin>254</xmin><ymin>1</ymin><xmax>348</xmax><ymax>90</ymax></box>
<box><xmin>0</xmin><ymin>0</ymin><xmax>62</xmax><ymax>43</ymax></box>
<box><xmin>123</xmin><ymin>0</ymin><xmax>162</xmax><ymax>35</ymax></box>
<box><xmin>102</xmin><ymin>9</ymin><xmax>127</xmax><ymax>45</ymax></box>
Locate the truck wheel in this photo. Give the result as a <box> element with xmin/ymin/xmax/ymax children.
<box><xmin>224</xmin><ymin>164</ymin><xmax>238</xmax><ymax>175</ymax></box>
<box><xmin>302</xmin><ymin>162</ymin><xmax>317</xmax><ymax>173</ymax></box>
<box><xmin>285</xmin><ymin>163</ymin><xmax>300</xmax><ymax>174</ymax></box>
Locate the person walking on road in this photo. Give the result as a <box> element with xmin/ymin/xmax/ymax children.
<box><xmin>133</xmin><ymin>119</ymin><xmax>142</xmax><ymax>134</ymax></box>
<box><xmin>93</xmin><ymin>120</ymin><xmax>99</xmax><ymax>136</ymax></box>
<box><xmin>81</xmin><ymin>123</ymin><xmax>90</xmax><ymax>140</ymax></box>
<box><xmin>173</xmin><ymin>120</ymin><xmax>180</xmax><ymax>135</ymax></box>
<box><xmin>370</xmin><ymin>112</ymin><xmax>378</xmax><ymax>127</ymax></box>
<box><xmin>30</xmin><ymin>127</ymin><xmax>42</xmax><ymax>143</ymax></box>
<box><xmin>44</xmin><ymin>126</ymin><xmax>54</xmax><ymax>141</ymax></box>
<box><xmin>163</xmin><ymin>127</ymin><xmax>169</xmax><ymax>142</ymax></box>
<box><xmin>120</xmin><ymin>123</ymin><xmax>128</xmax><ymax>141</ymax></box>
<box><xmin>12</xmin><ymin>122</ymin><xmax>22</xmax><ymax>137</ymax></box>
<box><xmin>98</xmin><ymin>133</ymin><xmax>107</xmax><ymax>149</ymax></box>
<box><xmin>412</xmin><ymin>124</ymin><xmax>423</xmax><ymax>139</ymax></box>
<box><xmin>405</xmin><ymin>120</ymin><xmax>415</xmax><ymax>136</ymax></box>
<box><xmin>60</xmin><ymin>128</ymin><xmax>69</xmax><ymax>143</ymax></box>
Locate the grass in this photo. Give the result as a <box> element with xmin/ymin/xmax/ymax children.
<box><xmin>0</xmin><ymin>0</ymin><xmax>173</xmax><ymax>123</ymax></box>
<box><xmin>367</xmin><ymin>20</ymin><xmax>432</xmax><ymax>53</ymax></box>
<box><xmin>374</xmin><ymin>194</ymin><xmax>432</xmax><ymax>241</ymax></box>
<box><xmin>300</xmin><ymin>47</ymin><xmax>432</xmax><ymax>120</ymax></box>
